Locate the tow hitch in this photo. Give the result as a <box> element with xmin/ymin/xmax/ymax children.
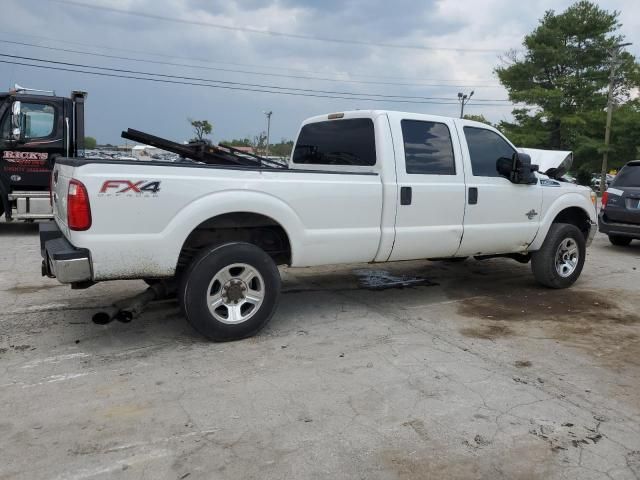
<box><xmin>92</xmin><ymin>281</ymin><xmax>176</xmax><ymax>324</ymax></box>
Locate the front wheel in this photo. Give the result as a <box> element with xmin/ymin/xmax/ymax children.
<box><xmin>180</xmin><ymin>242</ymin><xmax>281</xmax><ymax>341</ymax></box>
<box><xmin>531</xmin><ymin>223</ymin><xmax>585</xmax><ymax>289</ymax></box>
<box><xmin>609</xmin><ymin>235</ymin><xmax>632</xmax><ymax>247</ymax></box>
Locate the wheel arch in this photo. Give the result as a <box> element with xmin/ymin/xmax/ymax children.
<box><xmin>550</xmin><ymin>206</ymin><xmax>592</xmax><ymax>240</ymax></box>
<box><xmin>529</xmin><ymin>193</ymin><xmax>596</xmax><ymax>251</ymax></box>
<box><xmin>176</xmin><ymin>211</ymin><xmax>293</xmax><ymax>273</ymax></box>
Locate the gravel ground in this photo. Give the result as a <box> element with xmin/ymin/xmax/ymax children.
<box><xmin>0</xmin><ymin>221</ymin><xmax>639</xmax><ymax>480</ymax></box>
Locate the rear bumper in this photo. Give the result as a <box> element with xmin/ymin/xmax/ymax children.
<box><xmin>40</xmin><ymin>223</ymin><xmax>92</xmax><ymax>284</ymax></box>
<box><xmin>598</xmin><ymin>212</ymin><xmax>640</xmax><ymax>239</ymax></box>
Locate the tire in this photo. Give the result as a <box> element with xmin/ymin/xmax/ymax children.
<box><xmin>609</xmin><ymin>235</ymin><xmax>632</xmax><ymax>247</ymax></box>
<box><xmin>531</xmin><ymin>223</ymin><xmax>585</xmax><ymax>289</ymax></box>
<box><xmin>179</xmin><ymin>242</ymin><xmax>281</xmax><ymax>341</ymax></box>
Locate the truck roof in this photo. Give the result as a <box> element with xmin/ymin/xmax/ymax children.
<box><xmin>302</xmin><ymin>109</ymin><xmax>490</xmax><ymax>128</ymax></box>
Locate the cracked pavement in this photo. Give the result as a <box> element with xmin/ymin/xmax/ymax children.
<box><xmin>0</xmin><ymin>221</ymin><xmax>639</xmax><ymax>479</ymax></box>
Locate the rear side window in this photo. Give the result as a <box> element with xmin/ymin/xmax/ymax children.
<box><xmin>464</xmin><ymin>127</ymin><xmax>516</xmax><ymax>177</ymax></box>
<box><xmin>613</xmin><ymin>165</ymin><xmax>640</xmax><ymax>187</ymax></box>
<box><xmin>401</xmin><ymin>120</ymin><xmax>455</xmax><ymax>175</ymax></box>
<box><xmin>293</xmin><ymin>118</ymin><xmax>376</xmax><ymax>166</ymax></box>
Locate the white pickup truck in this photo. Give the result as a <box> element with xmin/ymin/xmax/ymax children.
<box><xmin>40</xmin><ymin>110</ymin><xmax>597</xmax><ymax>340</ymax></box>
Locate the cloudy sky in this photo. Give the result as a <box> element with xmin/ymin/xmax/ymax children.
<box><xmin>1</xmin><ymin>0</ymin><xmax>638</xmax><ymax>145</ymax></box>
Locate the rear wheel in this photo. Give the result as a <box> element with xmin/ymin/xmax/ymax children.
<box><xmin>531</xmin><ymin>223</ymin><xmax>585</xmax><ymax>289</ymax></box>
<box><xmin>180</xmin><ymin>242</ymin><xmax>281</xmax><ymax>341</ymax></box>
<box><xmin>608</xmin><ymin>235</ymin><xmax>632</xmax><ymax>247</ymax></box>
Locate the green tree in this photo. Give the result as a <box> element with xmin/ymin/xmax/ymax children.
<box><xmin>463</xmin><ymin>114</ymin><xmax>492</xmax><ymax>125</ymax></box>
<box><xmin>252</xmin><ymin>132</ymin><xmax>268</xmax><ymax>156</ymax></box>
<box><xmin>496</xmin><ymin>1</ymin><xmax>639</xmax><ymax>169</ymax></box>
<box><xmin>189</xmin><ymin>118</ymin><xmax>213</xmax><ymax>144</ymax></box>
<box><xmin>220</xmin><ymin>137</ymin><xmax>252</xmax><ymax>147</ymax></box>
<box><xmin>269</xmin><ymin>139</ymin><xmax>295</xmax><ymax>157</ymax></box>
<box><xmin>84</xmin><ymin>136</ymin><xmax>97</xmax><ymax>149</ymax></box>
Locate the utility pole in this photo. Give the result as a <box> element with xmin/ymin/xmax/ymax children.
<box><xmin>263</xmin><ymin>111</ymin><xmax>272</xmax><ymax>157</ymax></box>
<box><xmin>600</xmin><ymin>42</ymin><xmax>632</xmax><ymax>194</ymax></box>
<box><xmin>457</xmin><ymin>91</ymin><xmax>474</xmax><ymax>118</ymax></box>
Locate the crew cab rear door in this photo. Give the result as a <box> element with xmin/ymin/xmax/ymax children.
<box><xmin>387</xmin><ymin>113</ymin><xmax>466</xmax><ymax>260</ymax></box>
<box><xmin>456</xmin><ymin>123</ymin><xmax>542</xmax><ymax>256</ymax></box>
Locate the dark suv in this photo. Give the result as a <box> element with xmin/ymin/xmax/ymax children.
<box><xmin>598</xmin><ymin>160</ymin><xmax>640</xmax><ymax>246</ymax></box>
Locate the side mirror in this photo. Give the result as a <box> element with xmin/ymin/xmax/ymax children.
<box><xmin>496</xmin><ymin>157</ymin><xmax>513</xmax><ymax>179</ymax></box>
<box><xmin>496</xmin><ymin>153</ymin><xmax>537</xmax><ymax>184</ymax></box>
<box><xmin>10</xmin><ymin>101</ymin><xmax>25</xmax><ymax>142</ymax></box>
<box><xmin>513</xmin><ymin>152</ymin><xmax>537</xmax><ymax>184</ymax></box>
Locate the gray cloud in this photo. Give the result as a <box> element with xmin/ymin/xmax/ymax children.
<box><xmin>1</xmin><ymin>0</ymin><xmax>637</xmax><ymax>144</ymax></box>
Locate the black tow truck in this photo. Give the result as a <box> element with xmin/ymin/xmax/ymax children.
<box><xmin>0</xmin><ymin>85</ymin><xmax>86</xmax><ymax>222</ymax></box>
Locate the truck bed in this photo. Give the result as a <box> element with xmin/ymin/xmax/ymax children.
<box><xmin>52</xmin><ymin>157</ymin><xmax>385</xmax><ymax>281</ymax></box>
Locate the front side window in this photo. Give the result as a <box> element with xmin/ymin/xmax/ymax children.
<box><xmin>0</xmin><ymin>102</ymin><xmax>55</xmax><ymax>140</ymax></box>
<box><xmin>401</xmin><ymin>120</ymin><xmax>455</xmax><ymax>175</ymax></box>
<box><xmin>293</xmin><ymin>118</ymin><xmax>376</xmax><ymax>166</ymax></box>
<box><xmin>464</xmin><ymin>127</ymin><xmax>516</xmax><ymax>177</ymax></box>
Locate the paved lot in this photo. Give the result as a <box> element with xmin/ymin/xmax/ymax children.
<box><xmin>0</xmin><ymin>221</ymin><xmax>639</xmax><ymax>480</ymax></box>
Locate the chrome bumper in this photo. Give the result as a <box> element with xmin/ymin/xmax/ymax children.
<box><xmin>40</xmin><ymin>223</ymin><xmax>92</xmax><ymax>284</ymax></box>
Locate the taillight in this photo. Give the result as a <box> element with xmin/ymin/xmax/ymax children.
<box><xmin>68</xmin><ymin>179</ymin><xmax>91</xmax><ymax>230</ymax></box>
<box><xmin>601</xmin><ymin>191</ymin><xmax>609</xmax><ymax>212</ymax></box>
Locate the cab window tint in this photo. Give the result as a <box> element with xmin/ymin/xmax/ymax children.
<box><xmin>401</xmin><ymin>120</ymin><xmax>455</xmax><ymax>175</ymax></box>
<box><xmin>293</xmin><ymin>118</ymin><xmax>376</xmax><ymax>166</ymax></box>
<box><xmin>0</xmin><ymin>102</ymin><xmax>55</xmax><ymax>140</ymax></box>
<box><xmin>464</xmin><ymin>127</ymin><xmax>516</xmax><ymax>177</ymax></box>
<box><xmin>23</xmin><ymin>103</ymin><xmax>55</xmax><ymax>138</ymax></box>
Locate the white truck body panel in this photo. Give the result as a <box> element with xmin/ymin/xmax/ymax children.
<box><xmin>50</xmin><ymin>110</ymin><xmax>597</xmax><ymax>282</ymax></box>
<box><xmin>55</xmin><ymin>162</ymin><xmax>384</xmax><ymax>279</ymax></box>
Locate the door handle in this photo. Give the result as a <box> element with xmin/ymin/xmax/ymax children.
<box><xmin>400</xmin><ymin>186</ymin><xmax>412</xmax><ymax>205</ymax></box>
<box><xmin>468</xmin><ymin>187</ymin><xmax>478</xmax><ymax>205</ymax></box>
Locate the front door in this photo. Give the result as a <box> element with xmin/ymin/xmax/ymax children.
<box><xmin>0</xmin><ymin>99</ymin><xmax>63</xmax><ymax>192</ymax></box>
<box><xmin>389</xmin><ymin>115</ymin><xmax>466</xmax><ymax>261</ymax></box>
<box><xmin>457</xmin><ymin>124</ymin><xmax>542</xmax><ymax>256</ymax></box>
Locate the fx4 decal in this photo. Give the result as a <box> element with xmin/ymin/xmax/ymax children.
<box><xmin>99</xmin><ymin>180</ymin><xmax>161</xmax><ymax>196</ymax></box>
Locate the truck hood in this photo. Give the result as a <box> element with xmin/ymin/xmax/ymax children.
<box><xmin>518</xmin><ymin>148</ymin><xmax>573</xmax><ymax>180</ymax></box>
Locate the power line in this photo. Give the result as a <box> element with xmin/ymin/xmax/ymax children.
<box><xmin>2</xmin><ymin>33</ymin><xmax>611</xmax><ymax>91</ymax></box>
<box><xmin>53</xmin><ymin>0</ymin><xmax>505</xmax><ymax>53</ymax></box>
<box><xmin>0</xmin><ymin>59</ymin><xmax>517</xmax><ymax>107</ymax></box>
<box><xmin>0</xmin><ymin>38</ymin><xmax>508</xmax><ymax>89</ymax></box>
<box><xmin>0</xmin><ymin>53</ymin><xmax>515</xmax><ymax>103</ymax></box>
<box><xmin>0</xmin><ymin>31</ymin><xmax>505</xmax><ymax>84</ymax></box>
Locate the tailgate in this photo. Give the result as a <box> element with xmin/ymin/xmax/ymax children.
<box><xmin>605</xmin><ymin>186</ymin><xmax>640</xmax><ymax>225</ymax></box>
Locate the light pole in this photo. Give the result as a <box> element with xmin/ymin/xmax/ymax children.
<box><xmin>263</xmin><ymin>111</ymin><xmax>272</xmax><ymax>157</ymax></box>
<box><xmin>600</xmin><ymin>42</ymin><xmax>632</xmax><ymax>194</ymax></box>
<box><xmin>457</xmin><ymin>91</ymin><xmax>474</xmax><ymax>118</ymax></box>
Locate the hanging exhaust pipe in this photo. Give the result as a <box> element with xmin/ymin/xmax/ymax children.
<box><xmin>92</xmin><ymin>281</ymin><xmax>176</xmax><ymax>325</ymax></box>
<box><xmin>92</xmin><ymin>306</ymin><xmax>120</xmax><ymax>325</ymax></box>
